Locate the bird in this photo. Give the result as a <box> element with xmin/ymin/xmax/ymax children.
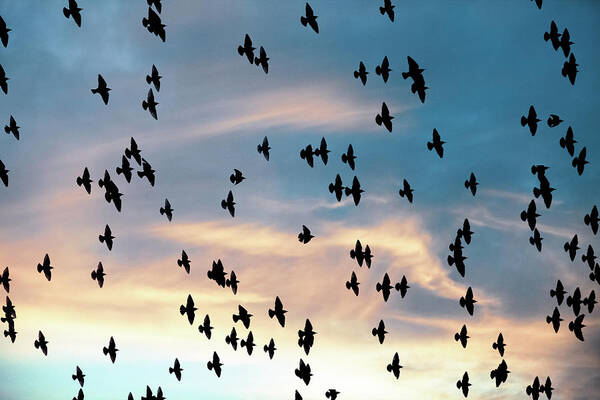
<box><xmin>448</xmin><ymin>235</ymin><xmax>467</xmax><ymax>277</ymax></box>
<box><xmin>550</xmin><ymin>280</ymin><xmax>567</xmax><ymax>306</ymax></box>
<box><xmin>375</xmin><ymin>102</ymin><xmax>393</xmax><ymax>132</ymax></box>
<box><xmin>147</xmin><ymin>0</ymin><xmax>162</xmax><ymax>13</ymax></box>
<box><xmin>169</xmin><ymin>358</ymin><xmax>183</xmax><ymax>381</ymax></box>
<box><xmin>298</xmin><ymin>225</ymin><xmax>314</xmax><ymax>244</ymax></box>
<box><xmin>268</xmin><ymin>296</ymin><xmax>287</xmax><ymax>327</ymax></box>
<box><xmin>325</xmin><ymin>389</ymin><xmax>340</xmax><ymax>400</ymax></box>
<box><xmin>521</xmin><ymin>106</ymin><xmax>540</xmax><ymax>136</ymax></box>
<box><xmin>207</xmin><ymin>259</ymin><xmax>227</xmax><ymax>287</ymax></box>
<box><xmin>37</xmin><ymin>254</ymin><xmax>53</xmax><ymax>281</ymax></box>
<box><xmin>387</xmin><ymin>352</ymin><xmax>402</xmax><ymax>379</ymax></box>
<box><xmin>459</xmin><ymin>287</ymin><xmax>477</xmax><ymax>316</ymax></box>
<box><xmin>298</xmin><ymin>319</ymin><xmax>316</xmax><ymax>355</ymax></box>
<box><xmin>257</xmin><ymin>136</ymin><xmax>271</xmax><ymax>161</ymax></box>
<box><xmin>160</xmin><ymin>198</ymin><xmax>173</xmax><ymax>221</ymax></box>
<box><xmin>402</xmin><ymin>56</ymin><xmax>424</xmax><ymax>80</ymax></box>
<box><xmin>345</xmin><ymin>271</ymin><xmax>360</xmax><ymax>296</ymax></box>
<box><xmin>91</xmin><ymin>74</ymin><xmax>110</xmax><ymax>105</ymax></box>
<box><xmin>300</xmin><ymin>3</ymin><xmax>319</xmax><ymax>34</ymax></box>
<box><xmin>254</xmin><ymin>46</ymin><xmax>269</xmax><ymax>74</ymax></box>
<box><xmin>341</xmin><ymin>144</ymin><xmax>356</xmax><ymax>170</ymax></box>
<box><xmin>582</xmin><ymin>245</ymin><xmax>596</xmax><ymax>270</ymax></box>
<box><xmin>521</xmin><ymin>200</ymin><xmax>540</xmax><ymax>231</ymax></box>
<box><xmin>559</xmin><ymin>126</ymin><xmax>577</xmax><ymax>156</ymax></box>
<box><xmin>454</xmin><ymin>324</ymin><xmax>469</xmax><ymax>348</ymax></box>
<box><xmin>427</xmin><ymin>128</ymin><xmax>445</xmax><ymax>158</ymax></box>
<box><xmin>0</xmin><ymin>64</ymin><xmax>8</xmax><ymax>94</ymax></box>
<box><xmin>237</xmin><ymin>34</ymin><xmax>255</xmax><ymax>64</ymax></box>
<box><xmin>584</xmin><ymin>205</ymin><xmax>599</xmax><ymax>235</ymax></box>
<box><xmin>398</xmin><ymin>179</ymin><xmax>413</xmax><ymax>203</ymax></box>
<box><xmin>546</xmin><ymin>307</ymin><xmax>562</xmax><ymax>333</ymax></box>
<box><xmin>0</xmin><ymin>160</ymin><xmax>8</xmax><ymax>187</ymax></box>
<box><xmin>221</xmin><ymin>190</ymin><xmax>236</xmax><ymax>217</ymax></box>
<box><xmin>529</xmin><ymin>228</ymin><xmax>543</xmax><ymax>252</ymax></box>
<box><xmin>180</xmin><ymin>295</ymin><xmax>197</xmax><ymax>325</ymax></box>
<box><xmin>4</xmin><ymin>115</ymin><xmax>20</xmax><ymax>140</ymax></box>
<box><xmin>395</xmin><ymin>275</ymin><xmax>410</xmax><ymax>298</ymax></box>
<box><xmin>76</xmin><ymin>167</ymin><xmax>93</xmax><ymax>194</ymax></box>
<box><xmin>572</xmin><ymin>146</ymin><xmax>588</xmax><ymax>175</ymax></box>
<box><xmin>102</xmin><ymin>337</ymin><xmax>118</xmax><ymax>363</ymax></box>
<box><xmin>559</xmin><ymin>28</ymin><xmax>574</xmax><ymax>58</ymax></box>
<box><xmin>34</xmin><ymin>331</ymin><xmax>48</xmax><ymax>356</ymax></box>
<box><xmin>116</xmin><ymin>155</ymin><xmax>133</xmax><ymax>183</ymax></box>
<box><xmin>146</xmin><ymin>64</ymin><xmax>161</xmax><ymax>91</ymax></box>
<box><xmin>125</xmin><ymin>137</ymin><xmax>142</xmax><ymax>165</ymax></box>
<box><xmin>232</xmin><ymin>305</ymin><xmax>252</xmax><ymax>329</ymax></box>
<box><xmin>226</xmin><ymin>270</ymin><xmax>239</xmax><ymax>295</ymax></box>
<box><xmin>547</xmin><ymin>114</ymin><xmax>562</xmax><ymax>128</ymax></box>
<box><xmin>314</xmin><ymin>137</ymin><xmax>330</xmax><ymax>165</ymax></box>
<box><xmin>544</xmin><ymin>21</ymin><xmax>561</xmax><ymax>51</ymax></box>
<box><xmin>372</xmin><ymin>320</ymin><xmax>387</xmax><ymax>344</ymax></box>
<box><xmin>225</xmin><ymin>327</ymin><xmax>239</xmax><ymax>351</ymax></box>
<box><xmin>375</xmin><ymin>56</ymin><xmax>392</xmax><ymax>83</ymax></box>
<box><xmin>492</xmin><ymin>333</ymin><xmax>506</xmax><ymax>357</ymax></box>
<box><xmin>263</xmin><ymin>338</ymin><xmax>276</xmax><ymax>359</ymax></box>
<box><xmin>379</xmin><ymin>0</ymin><xmax>395</xmax><ymax>22</ymax></box>
<box><xmin>4</xmin><ymin>320</ymin><xmax>17</xmax><ymax>343</ymax></box>
<box><xmin>72</xmin><ymin>366</ymin><xmax>85</xmax><ymax>387</ymax></box>
<box><xmin>566</xmin><ymin>287</ymin><xmax>583</xmax><ymax>316</ymax></box>
<box><xmin>583</xmin><ymin>290</ymin><xmax>596</xmax><ymax>313</ymax></box>
<box><xmin>456</xmin><ymin>371</ymin><xmax>471</xmax><ymax>398</ymax></box>
<box><xmin>562</xmin><ymin>53</ymin><xmax>578</xmax><ymax>85</ymax></box>
<box><xmin>63</xmin><ymin>0</ymin><xmax>83</xmax><ymax>27</ymax></box>
<box><xmin>177</xmin><ymin>250</ymin><xmax>191</xmax><ymax>274</ymax></box>
<box><xmin>353</xmin><ymin>61</ymin><xmax>368</xmax><ymax>85</ymax></box>
<box><xmin>564</xmin><ymin>234</ymin><xmax>579</xmax><ymax>261</ymax></box>
<box><xmin>376</xmin><ymin>272</ymin><xmax>394</xmax><ymax>302</ymax></box>
<box><xmin>0</xmin><ymin>267</ymin><xmax>10</xmax><ymax>293</ymax></box>
<box><xmin>198</xmin><ymin>314</ymin><xmax>213</xmax><ymax>340</ymax></box>
<box><xmin>328</xmin><ymin>174</ymin><xmax>344</xmax><ymax>201</ymax></box>
<box><xmin>142</xmin><ymin>7</ymin><xmax>166</xmax><ymax>42</ymax></box>
<box><xmin>137</xmin><ymin>158</ymin><xmax>156</xmax><ymax>186</ymax></box>
<box><xmin>464</xmin><ymin>172</ymin><xmax>478</xmax><ymax>196</ymax></box>
<box><xmin>230</xmin><ymin>169</ymin><xmax>245</xmax><ymax>185</ymax></box>
<box><xmin>240</xmin><ymin>331</ymin><xmax>256</xmax><ymax>355</ymax></box>
<box><xmin>457</xmin><ymin>219</ymin><xmax>473</xmax><ymax>245</ymax></box>
<box><xmin>295</xmin><ymin>359</ymin><xmax>312</xmax><ymax>385</ymax></box>
<box><xmin>91</xmin><ymin>262</ymin><xmax>105</xmax><ymax>288</ymax></box>
<box><xmin>344</xmin><ymin>176</ymin><xmax>363</xmax><ymax>206</ymax></box>
<box><xmin>0</xmin><ymin>16</ymin><xmax>10</xmax><ymax>48</ymax></box>
<box><xmin>568</xmin><ymin>314</ymin><xmax>585</xmax><ymax>341</ymax></box>
<box><xmin>142</xmin><ymin>88</ymin><xmax>159</xmax><ymax>120</ymax></box>
<box><xmin>99</xmin><ymin>225</ymin><xmax>114</xmax><ymax>251</ymax></box>
<box><xmin>300</xmin><ymin>144</ymin><xmax>315</xmax><ymax>168</ymax></box>
<box><xmin>207</xmin><ymin>351</ymin><xmax>222</xmax><ymax>377</ymax></box>
<box><xmin>490</xmin><ymin>360</ymin><xmax>510</xmax><ymax>387</ymax></box>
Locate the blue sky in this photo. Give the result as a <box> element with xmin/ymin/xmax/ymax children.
<box><xmin>1</xmin><ymin>1</ymin><xmax>599</xmax><ymax>399</ymax></box>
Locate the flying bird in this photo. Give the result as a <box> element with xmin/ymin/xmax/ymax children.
<box><xmin>0</xmin><ymin>16</ymin><xmax>10</xmax><ymax>48</ymax></box>
<box><xmin>341</xmin><ymin>144</ymin><xmax>356</xmax><ymax>170</ymax></box>
<box><xmin>314</xmin><ymin>137</ymin><xmax>330</xmax><ymax>165</ymax></box>
<box><xmin>344</xmin><ymin>176</ymin><xmax>363</xmax><ymax>206</ymax></box>
<box><xmin>4</xmin><ymin>115</ymin><xmax>19</xmax><ymax>140</ymax></box>
<box><xmin>375</xmin><ymin>56</ymin><xmax>392</xmax><ymax>83</ymax></box>
<box><xmin>387</xmin><ymin>352</ymin><xmax>402</xmax><ymax>379</ymax></box>
<box><xmin>457</xmin><ymin>219</ymin><xmax>473</xmax><ymax>245</ymax></box>
<box><xmin>375</xmin><ymin>102</ymin><xmax>393</xmax><ymax>132</ymax></box>
<box><xmin>547</xmin><ymin>114</ymin><xmax>562</xmax><ymax>128</ymax></box>
<box><xmin>550</xmin><ymin>280</ymin><xmax>567</xmax><ymax>306</ymax></box>
<box><xmin>559</xmin><ymin>126</ymin><xmax>577</xmax><ymax>157</ymax></box>
<box><xmin>298</xmin><ymin>319</ymin><xmax>317</xmax><ymax>355</ymax></box>
<box><xmin>300</xmin><ymin>3</ymin><xmax>319</xmax><ymax>34</ymax></box>
<box><xmin>521</xmin><ymin>106</ymin><xmax>540</xmax><ymax>136</ymax></box>
<box><xmin>221</xmin><ymin>190</ymin><xmax>236</xmax><ymax>217</ymax></box>
<box><xmin>353</xmin><ymin>61</ymin><xmax>368</xmax><ymax>85</ymax></box>
<box><xmin>207</xmin><ymin>351</ymin><xmax>222</xmax><ymax>377</ymax></box>
<box><xmin>456</xmin><ymin>371</ymin><xmax>471</xmax><ymax>398</ymax></box>
<box><xmin>298</xmin><ymin>225</ymin><xmax>314</xmax><ymax>244</ymax></box>
<box><xmin>559</xmin><ymin>28</ymin><xmax>574</xmax><ymax>58</ymax></box>
<box><xmin>300</xmin><ymin>144</ymin><xmax>315</xmax><ymax>168</ymax></box>
<box><xmin>37</xmin><ymin>254</ymin><xmax>53</xmax><ymax>282</ymax></box>
<box><xmin>295</xmin><ymin>359</ymin><xmax>312</xmax><ymax>385</ymax></box>
<box><xmin>76</xmin><ymin>167</ymin><xmax>92</xmax><ymax>194</ymax></box>
<box><xmin>232</xmin><ymin>305</ymin><xmax>252</xmax><ymax>329</ymax></box>
<box><xmin>142</xmin><ymin>7</ymin><xmax>166</xmax><ymax>42</ymax></box>
<box><xmin>379</xmin><ymin>0</ymin><xmax>395</xmax><ymax>22</ymax></box>
<box><xmin>372</xmin><ymin>319</ymin><xmax>387</xmax><ymax>344</ymax></box>
<box><xmin>459</xmin><ymin>287</ymin><xmax>477</xmax><ymax>316</ymax></box>
<box><xmin>91</xmin><ymin>262</ymin><xmax>105</xmax><ymax>288</ymax></box>
<box><xmin>177</xmin><ymin>250</ymin><xmax>191</xmax><ymax>274</ymax></box>
<box><xmin>169</xmin><ymin>358</ymin><xmax>183</xmax><ymax>381</ymax></box>
<box><xmin>125</xmin><ymin>137</ymin><xmax>142</xmax><ymax>165</ymax></box>
<box><xmin>226</xmin><ymin>270</ymin><xmax>239</xmax><ymax>295</ymax></box>
<box><xmin>240</xmin><ymin>331</ymin><xmax>256</xmax><ymax>355</ymax></box>
<box><xmin>0</xmin><ymin>267</ymin><xmax>10</xmax><ymax>293</ymax></box>
<box><xmin>492</xmin><ymin>332</ymin><xmax>506</xmax><ymax>357</ymax></box>
<box><xmin>572</xmin><ymin>146</ymin><xmax>588</xmax><ymax>175</ymax></box>
<box><xmin>268</xmin><ymin>296</ymin><xmax>287</xmax><ymax>328</ymax></box>
<box><xmin>63</xmin><ymin>0</ymin><xmax>83</xmax><ymax>27</ymax></box>
<box><xmin>257</xmin><ymin>136</ymin><xmax>270</xmax><ymax>161</ymax></box>
<box><xmin>116</xmin><ymin>155</ymin><xmax>133</xmax><ymax>183</ymax></box>
<box><xmin>325</xmin><ymin>389</ymin><xmax>340</xmax><ymax>400</ymax></box>
<box><xmin>427</xmin><ymin>128</ymin><xmax>445</xmax><ymax>158</ymax></box>
<box><xmin>91</xmin><ymin>74</ymin><xmax>110</xmax><ymax>105</ymax></box>
<box><xmin>142</xmin><ymin>88</ymin><xmax>159</xmax><ymax>120</ymax></box>
<box><xmin>563</xmin><ymin>234</ymin><xmax>579</xmax><ymax>261</ymax></box>
<box><xmin>34</xmin><ymin>330</ymin><xmax>48</xmax><ymax>356</ymax></box>
<box><xmin>237</xmin><ymin>34</ymin><xmax>255</xmax><ymax>64</ymax></box>
<box><xmin>398</xmin><ymin>179</ymin><xmax>414</xmax><ymax>203</ymax></box>
<box><xmin>520</xmin><ymin>200</ymin><xmax>540</xmax><ymax>231</ymax></box>
<box><xmin>562</xmin><ymin>53</ymin><xmax>578</xmax><ymax>85</ymax></box>
<box><xmin>159</xmin><ymin>198</ymin><xmax>173</xmax><ymax>221</ymax></box>
<box><xmin>72</xmin><ymin>366</ymin><xmax>85</xmax><ymax>387</ymax></box>
<box><xmin>146</xmin><ymin>64</ymin><xmax>161</xmax><ymax>91</ymax></box>
<box><xmin>529</xmin><ymin>228</ymin><xmax>543</xmax><ymax>252</ymax></box>
<box><xmin>544</xmin><ymin>21</ymin><xmax>561</xmax><ymax>51</ymax></box>
<box><xmin>254</xmin><ymin>46</ymin><xmax>269</xmax><ymax>74</ymax></box>
<box><xmin>0</xmin><ymin>160</ymin><xmax>8</xmax><ymax>187</ymax></box>
<box><xmin>225</xmin><ymin>327</ymin><xmax>239</xmax><ymax>351</ymax></box>
<box><xmin>198</xmin><ymin>314</ymin><xmax>213</xmax><ymax>340</ymax></box>
<box><xmin>584</xmin><ymin>205</ymin><xmax>599</xmax><ymax>235</ymax></box>
<box><xmin>99</xmin><ymin>225</ymin><xmax>114</xmax><ymax>251</ymax></box>
<box><xmin>263</xmin><ymin>338</ymin><xmax>276</xmax><ymax>359</ymax></box>
<box><xmin>180</xmin><ymin>295</ymin><xmax>197</xmax><ymax>325</ymax></box>
<box><xmin>395</xmin><ymin>275</ymin><xmax>410</xmax><ymax>298</ymax></box>
<box><xmin>454</xmin><ymin>324</ymin><xmax>469</xmax><ymax>348</ymax></box>
<box><xmin>137</xmin><ymin>158</ymin><xmax>156</xmax><ymax>186</ymax></box>
<box><xmin>464</xmin><ymin>172</ymin><xmax>478</xmax><ymax>196</ymax></box>
<box><xmin>230</xmin><ymin>169</ymin><xmax>245</xmax><ymax>185</ymax></box>
<box><xmin>99</xmin><ymin>338</ymin><xmax>117</xmax><ymax>365</ymax></box>
<box><xmin>568</xmin><ymin>314</ymin><xmax>585</xmax><ymax>341</ymax></box>
<box><xmin>328</xmin><ymin>174</ymin><xmax>344</xmax><ymax>201</ymax></box>
<box><xmin>0</xmin><ymin>64</ymin><xmax>8</xmax><ymax>94</ymax></box>
<box><xmin>345</xmin><ymin>271</ymin><xmax>360</xmax><ymax>296</ymax></box>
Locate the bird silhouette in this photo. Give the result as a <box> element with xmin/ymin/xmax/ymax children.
<box><xmin>459</xmin><ymin>287</ymin><xmax>477</xmax><ymax>316</ymax></box>
<box><xmin>398</xmin><ymin>179</ymin><xmax>414</xmax><ymax>203</ymax></box>
<box><xmin>300</xmin><ymin>3</ymin><xmax>319</xmax><ymax>34</ymax></box>
<box><xmin>0</xmin><ymin>16</ymin><xmax>10</xmax><ymax>48</ymax></box>
<box><xmin>137</xmin><ymin>158</ymin><xmax>156</xmax><ymax>186</ymax></box>
<box><xmin>230</xmin><ymin>169</ymin><xmax>245</xmax><ymax>185</ymax></box>
<box><xmin>0</xmin><ymin>64</ymin><xmax>8</xmax><ymax>94</ymax></box>
<box><xmin>37</xmin><ymin>254</ymin><xmax>53</xmax><ymax>282</ymax></box>
<box><xmin>464</xmin><ymin>172</ymin><xmax>478</xmax><ymax>196</ymax></box>
<box><xmin>547</xmin><ymin>114</ymin><xmax>562</xmax><ymax>128</ymax></box>
<box><xmin>354</xmin><ymin>61</ymin><xmax>368</xmax><ymax>85</ymax></box>
<box><xmin>254</xmin><ymin>46</ymin><xmax>269</xmax><ymax>74</ymax></box>
<box><xmin>0</xmin><ymin>160</ymin><xmax>8</xmax><ymax>187</ymax></box>
<box><xmin>125</xmin><ymin>137</ymin><xmax>142</xmax><ymax>165</ymax></box>
<box><xmin>298</xmin><ymin>319</ymin><xmax>316</xmax><ymax>355</ymax></box>
<box><xmin>375</xmin><ymin>56</ymin><xmax>392</xmax><ymax>83</ymax></box>
<box><xmin>257</xmin><ymin>136</ymin><xmax>270</xmax><ymax>161</ymax></box>
<box><xmin>454</xmin><ymin>324</ymin><xmax>469</xmax><ymax>348</ymax></box>
<box><xmin>387</xmin><ymin>352</ymin><xmax>402</xmax><ymax>379</ymax></box>
<box><xmin>237</xmin><ymin>34</ymin><xmax>255</xmax><ymax>64</ymax></box>
<box><xmin>198</xmin><ymin>314</ymin><xmax>213</xmax><ymax>340</ymax></box>
<box><xmin>177</xmin><ymin>250</ymin><xmax>191</xmax><ymax>274</ymax></box>
<box><xmin>160</xmin><ymin>198</ymin><xmax>173</xmax><ymax>221</ymax></box>
<box><xmin>76</xmin><ymin>167</ymin><xmax>92</xmax><ymax>194</ymax></box>
<box><xmin>91</xmin><ymin>262</ymin><xmax>105</xmax><ymax>288</ymax></box>
<box><xmin>562</xmin><ymin>53</ymin><xmax>578</xmax><ymax>85</ymax></box>
<box><xmin>169</xmin><ymin>358</ymin><xmax>183</xmax><ymax>381</ymax></box>
<box><xmin>207</xmin><ymin>351</ymin><xmax>222</xmax><ymax>377</ymax></box>
<box><xmin>232</xmin><ymin>305</ymin><xmax>252</xmax><ymax>329</ymax></box>
<box><xmin>492</xmin><ymin>332</ymin><xmax>506</xmax><ymax>357</ymax></box>
<box><xmin>372</xmin><ymin>319</ymin><xmax>387</xmax><ymax>344</ymax></box>
<box><xmin>4</xmin><ymin>115</ymin><xmax>19</xmax><ymax>140</ymax></box>
<box><xmin>345</xmin><ymin>271</ymin><xmax>360</xmax><ymax>296</ymax></box>
<box><xmin>221</xmin><ymin>190</ymin><xmax>236</xmax><ymax>217</ymax></box>
<box><xmin>380</xmin><ymin>0</ymin><xmax>395</xmax><ymax>22</ymax></box>
<box><xmin>456</xmin><ymin>371</ymin><xmax>471</xmax><ymax>398</ymax></box>
<box><xmin>63</xmin><ymin>0</ymin><xmax>83</xmax><ymax>27</ymax></box>
<box><xmin>521</xmin><ymin>106</ymin><xmax>540</xmax><ymax>136</ymax></box>
<box><xmin>268</xmin><ymin>296</ymin><xmax>287</xmax><ymax>328</ymax></box>
<box><xmin>91</xmin><ymin>74</ymin><xmax>110</xmax><ymax>105</ymax></box>
<box><xmin>341</xmin><ymin>144</ymin><xmax>356</xmax><ymax>170</ymax></box>
<box><xmin>103</xmin><ymin>336</ymin><xmax>118</xmax><ymax>363</ymax></box>
<box><xmin>295</xmin><ymin>358</ymin><xmax>312</xmax><ymax>385</ymax></box>
<box><xmin>344</xmin><ymin>176</ymin><xmax>363</xmax><ymax>206</ymax></box>
<box><xmin>240</xmin><ymin>331</ymin><xmax>256</xmax><ymax>355</ymax></box>
<box><xmin>98</xmin><ymin>225</ymin><xmax>114</xmax><ymax>251</ymax></box>
<box><xmin>0</xmin><ymin>267</ymin><xmax>10</xmax><ymax>293</ymax></box>
<box><xmin>544</xmin><ymin>21</ymin><xmax>561</xmax><ymax>51</ymax></box>
<box><xmin>263</xmin><ymin>338</ymin><xmax>276</xmax><ymax>359</ymax></box>
<box><xmin>142</xmin><ymin>88</ymin><xmax>159</xmax><ymax>120</ymax></box>
<box><xmin>34</xmin><ymin>330</ymin><xmax>48</xmax><ymax>356</ymax></box>
<box><xmin>427</xmin><ymin>128</ymin><xmax>445</xmax><ymax>158</ymax></box>
<box><xmin>559</xmin><ymin>126</ymin><xmax>577</xmax><ymax>156</ymax></box>
<box><xmin>179</xmin><ymin>294</ymin><xmax>197</xmax><ymax>325</ymax></box>
<box><xmin>146</xmin><ymin>64</ymin><xmax>161</xmax><ymax>91</ymax></box>
<box><xmin>298</xmin><ymin>225</ymin><xmax>314</xmax><ymax>244</ymax></box>
<box><xmin>375</xmin><ymin>102</ymin><xmax>393</xmax><ymax>132</ymax></box>
<box><xmin>72</xmin><ymin>366</ymin><xmax>85</xmax><ymax>387</ymax></box>
<box><xmin>572</xmin><ymin>146</ymin><xmax>588</xmax><ymax>175</ymax></box>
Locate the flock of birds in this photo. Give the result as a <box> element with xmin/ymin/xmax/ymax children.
<box><xmin>0</xmin><ymin>0</ymin><xmax>597</xmax><ymax>399</ymax></box>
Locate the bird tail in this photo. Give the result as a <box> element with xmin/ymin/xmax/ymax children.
<box><xmin>300</xmin><ymin>16</ymin><xmax>307</xmax><ymax>26</ymax></box>
<box><xmin>427</xmin><ymin>141</ymin><xmax>434</xmax><ymax>150</ymax></box>
<box><xmin>268</xmin><ymin>309</ymin><xmax>275</xmax><ymax>319</ymax></box>
<box><xmin>137</xmin><ymin>171</ymin><xmax>145</xmax><ymax>178</ymax></box>
<box><xmin>520</xmin><ymin>116</ymin><xmax>527</xmax><ymax>127</ymax></box>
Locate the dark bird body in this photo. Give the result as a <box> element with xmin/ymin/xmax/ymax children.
<box><xmin>221</xmin><ymin>191</ymin><xmax>236</xmax><ymax>217</ymax></box>
<box><xmin>329</xmin><ymin>174</ymin><xmax>344</xmax><ymax>201</ymax></box>
<box><xmin>295</xmin><ymin>359</ymin><xmax>312</xmax><ymax>385</ymax></box>
<box><xmin>346</xmin><ymin>271</ymin><xmax>359</xmax><ymax>296</ymax></box>
<box><xmin>559</xmin><ymin>126</ymin><xmax>577</xmax><ymax>156</ymax></box>
<box><xmin>562</xmin><ymin>53</ymin><xmax>578</xmax><ymax>85</ymax></box>
<box><xmin>116</xmin><ymin>155</ymin><xmax>133</xmax><ymax>183</ymax></box>
<box><xmin>375</xmin><ymin>102</ymin><xmax>393</xmax><ymax>132</ymax></box>
<box><xmin>380</xmin><ymin>0</ymin><xmax>395</xmax><ymax>22</ymax></box>
<box><xmin>4</xmin><ymin>115</ymin><xmax>19</xmax><ymax>140</ymax></box>
<box><xmin>142</xmin><ymin>89</ymin><xmax>159</xmax><ymax>120</ymax></box>
<box><xmin>268</xmin><ymin>296</ymin><xmax>287</xmax><ymax>327</ymax></box>
<box><xmin>146</xmin><ymin>64</ymin><xmax>161</xmax><ymax>91</ymax></box>
<box><xmin>387</xmin><ymin>352</ymin><xmax>402</xmax><ymax>379</ymax></box>
<box><xmin>76</xmin><ymin>167</ymin><xmax>92</xmax><ymax>194</ymax></box>
<box><xmin>375</xmin><ymin>56</ymin><xmax>392</xmax><ymax>83</ymax></box>
<box><xmin>34</xmin><ymin>330</ymin><xmax>48</xmax><ymax>356</ymax></box>
<box><xmin>460</xmin><ymin>287</ymin><xmax>477</xmax><ymax>316</ymax></box>
<box><xmin>240</xmin><ymin>331</ymin><xmax>255</xmax><ymax>355</ymax></box>
<box><xmin>456</xmin><ymin>371</ymin><xmax>471</xmax><ymax>398</ymax></box>
<box><xmin>454</xmin><ymin>324</ymin><xmax>469</xmax><ymax>348</ymax></box>
<box><xmin>207</xmin><ymin>351</ymin><xmax>222</xmax><ymax>377</ymax></box>
<box><xmin>230</xmin><ymin>169</ymin><xmax>245</xmax><ymax>185</ymax></box>
<box><xmin>169</xmin><ymin>358</ymin><xmax>183</xmax><ymax>381</ymax></box>
<box><xmin>37</xmin><ymin>254</ymin><xmax>53</xmax><ymax>281</ymax></box>
<box><xmin>198</xmin><ymin>314</ymin><xmax>213</xmax><ymax>339</ymax></box>
<box><xmin>72</xmin><ymin>366</ymin><xmax>85</xmax><ymax>387</ymax></box>
<box><xmin>427</xmin><ymin>128</ymin><xmax>445</xmax><ymax>158</ymax></box>
<box><xmin>298</xmin><ymin>319</ymin><xmax>316</xmax><ymax>355</ymax></box>
<box><xmin>298</xmin><ymin>225</ymin><xmax>314</xmax><ymax>244</ymax></box>
<box><xmin>300</xmin><ymin>3</ymin><xmax>319</xmax><ymax>34</ymax></box>
<box><xmin>103</xmin><ymin>337</ymin><xmax>118</xmax><ymax>363</ymax></box>
<box><xmin>138</xmin><ymin>158</ymin><xmax>156</xmax><ymax>186</ymax></box>
<box><xmin>238</xmin><ymin>34</ymin><xmax>255</xmax><ymax>64</ymax></box>
<box><xmin>354</xmin><ymin>61</ymin><xmax>368</xmax><ymax>85</ymax></box>
<box><xmin>399</xmin><ymin>179</ymin><xmax>413</xmax><ymax>203</ymax></box>
<box><xmin>0</xmin><ymin>64</ymin><xmax>8</xmax><ymax>94</ymax></box>
<box><xmin>99</xmin><ymin>225</ymin><xmax>114</xmax><ymax>251</ymax></box>
<box><xmin>91</xmin><ymin>75</ymin><xmax>110</xmax><ymax>105</ymax></box>
<box><xmin>180</xmin><ymin>294</ymin><xmax>197</xmax><ymax>325</ymax></box>
<box><xmin>160</xmin><ymin>198</ymin><xmax>173</xmax><ymax>221</ymax></box>
<box><xmin>372</xmin><ymin>319</ymin><xmax>387</xmax><ymax>344</ymax></box>
<box><xmin>63</xmin><ymin>0</ymin><xmax>83</xmax><ymax>27</ymax></box>
<box><xmin>341</xmin><ymin>144</ymin><xmax>356</xmax><ymax>170</ymax></box>
<box><xmin>464</xmin><ymin>172</ymin><xmax>478</xmax><ymax>196</ymax></box>
<box><xmin>177</xmin><ymin>250</ymin><xmax>191</xmax><ymax>274</ymax></box>
<box><xmin>232</xmin><ymin>305</ymin><xmax>252</xmax><ymax>329</ymax></box>
<box><xmin>521</xmin><ymin>106</ymin><xmax>540</xmax><ymax>136</ymax></box>
<box><xmin>257</xmin><ymin>136</ymin><xmax>270</xmax><ymax>161</ymax></box>
<box><xmin>91</xmin><ymin>262</ymin><xmax>105</xmax><ymax>288</ymax></box>
<box><xmin>344</xmin><ymin>176</ymin><xmax>363</xmax><ymax>206</ymax></box>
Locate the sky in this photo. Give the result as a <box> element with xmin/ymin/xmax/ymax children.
<box><xmin>1</xmin><ymin>0</ymin><xmax>599</xmax><ymax>399</ymax></box>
